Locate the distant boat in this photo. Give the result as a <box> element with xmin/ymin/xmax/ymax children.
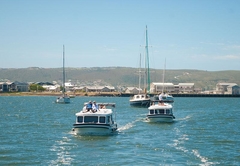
<box><xmin>55</xmin><ymin>45</ymin><xmax>70</xmax><ymax>104</ymax></box>
<box><xmin>151</xmin><ymin>59</ymin><xmax>174</xmax><ymax>103</ymax></box>
<box><xmin>69</xmin><ymin>95</ymin><xmax>75</xmax><ymax>98</ymax></box>
<box><xmin>129</xmin><ymin>26</ymin><xmax>151</xmax><ymax>107</ymax></box>
<box><xmin>72</xmin><ymin>102</ymin><xmax>117</xmax><ymax>135</ymax></box>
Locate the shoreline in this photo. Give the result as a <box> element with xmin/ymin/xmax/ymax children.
<box><xmin>0</xmin><ymin>92</ymin><xmax>240</xmax><ymax>98</ymax></box>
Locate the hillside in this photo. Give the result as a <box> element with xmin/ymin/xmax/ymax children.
<box><xmin>0</xmin><ymin>67</ymin><xmax>240</xmax><ymax>90</ymax></box>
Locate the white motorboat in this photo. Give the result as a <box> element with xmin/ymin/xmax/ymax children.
<box><xmin>55</xmin><ymin>45</ymin><xmax>70</xmax><ymax>104</ymax></box>
<box><xmin>162</xmin><ymin>93</ymin><xmax>174</xmax><ymax>103</ymax></box>
<box><xmin>146</xmin><ymin>101</ymin><xmax>175</xmax><ymax>123</ymax></box>
<box><xmin>72</xmin><ymin>103</ymin><xmax>117</xmax><ymax>135</ymax></box>
<box><xmin>151</xmin><ymin>93</ymin><xmax>174</xmax><ymax>103</ymax></box>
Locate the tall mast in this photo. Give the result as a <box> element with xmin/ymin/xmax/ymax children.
<box><xmin>145</xmin><ymin>25</ymin><xmax>150</xmax><ymax>93</ymax></box>
<box><xmin>162</xmin><ymin>58</ymin><xmax>166</xmax><ymax>93</ymax></box>
<box><xmin>138</xmin><ymin>54</ymin><xmax>141</xmax><ymax>93</ymax></box>
<box><xmin>63</xmin><ymin>45</ymin><xmax>65</xmax><ymax>95</ymax></box>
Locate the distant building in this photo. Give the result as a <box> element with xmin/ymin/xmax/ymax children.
<box><xmin>73</xmin><ymin>86</ymin><xmax>87</xmax><ymax>92</ymax></box>
<box><xmin>0</xmin><ymin>82</ymin><xmax>8</xmax><ymax>92</ymax></box>
<box><xmin>150</xmin><ymin>82</ymin><xmax>175</xmax><ymax>93</ymax></box>
<box><xmin>178</xmin><ymin>83</ymin><xmax>195</xmax><ymax>93</ymax></box>
<box><xmin>227</xmin><ymin>85</ymin><xmax>239</xmax><ymax>94</ymax></box>
<box><xmin>0</xmin><ymin>81</ymin><xmax>29</xmax><ymax>92</ymax></box>
<box><xmin>65</xmin><ymin>82</ymin><xmax>74</xmax><ymax>91</ymax></box>
<box><xmin>216</xmin><ymin>83</ymin><xmax>239</xmax><ymax>94</ymax></box>
<box><xmin>125</xmin><ymin>87</ymin><xmax>142</xmax><ymax>94</ymax></box>
<box><xmin>85</xmin><ymin>86</ymin><xmax>116</xmax><ymax>92</ymax></box>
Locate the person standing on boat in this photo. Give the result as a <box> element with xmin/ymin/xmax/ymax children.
<box><xmin>86</xmin><ymin>101</ymin><xmax>92</xmax><ymax>111</ymax></box>
<box><xmin>92</xmin><ymin>101</ymin><xmax>99</xmax><ymax>112</ymax></box>
<box><xmin>158</xmin><ymin>93</ymin><xmax>163</xmax><ymax>101</ymax></box>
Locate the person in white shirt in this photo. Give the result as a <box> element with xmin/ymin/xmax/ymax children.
<box><xmin>92</xmin><ymin>101</ymin><xmax>99</xmax><ymax>112</ymax></box>
<box><xmin>158</xmin><ymin>93</ymin><xmax>163</xmax><ymax>101</ymax></box>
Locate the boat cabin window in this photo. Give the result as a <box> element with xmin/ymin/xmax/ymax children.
<box><xmin>106</xmin><ymin>116</ymin><xmax>110</xmax><ymax>123</ymax></box>
<box><xmin>166</xmin><ymin>109</ymin><xmax>171</xmax><ymax>114</ymax></box>
<box><xmin>84</xmin><ymin>116</ymin><xmax>98</xmax><ymax>123</ymax></box>
<box><xmin>154</xmin><ymin>110</ymin><xmax>158</xmax><ymax>114</ymax></box>
<box><xmin>159</xmin><ymin>109</ymin><xmax>165</xmax><ymax>114</ymax></box>
<box><xmin>149</xmin><ymin>110</ymin><xmax>154</xmax><ymax>114</ymax></box>
<box><xmin>110</xmin><ymin>115</ymin><xmax>114</xmax><ymax>124</ymax></box>
<box><xmin>77</xmin><ymin>116</ymin><xmax>83</xmax><ymax>123</ymax></box>
<box><xmin>99</xmin><ymin>116</ymin><xmax>106</xmax><ymax>123</ymax></box>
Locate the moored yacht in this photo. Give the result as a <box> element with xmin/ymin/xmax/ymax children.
<box><xmin>55</xmin><ymin>45</ymin><xmax>70</xmax><ymax>104</ymax></box>
<box><xmin>56</xmin><ymin>94</ymin><xmax>70</xmax><ymax>104</ymax></box>
<box><xmin>129</xmin><ymin>94</ymin><xmax>151</xmax><ymax>107</ymax></box>
<box><xmin>129</xmin><ymin>26</ymin><xmax>151</xmax><ymax>107</ymax></box>
<box><xmin>72</xmin><ymin>103</ymin><xmax>117</xmax><ymax>135</ymax></box>
<box><xmin>146</xmin><ymin>101</ymin><xmax>175</xmax><ymax>123</ymax></box>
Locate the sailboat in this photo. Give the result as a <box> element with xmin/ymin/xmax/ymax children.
<box><xmin>55</xmin><ymin>45</ymin><xmax>70</xmax><ymax>104</ymax></box>
<box><xmin>129</xmin><ymin>26</ymin><xmax>151</xmax><ymax>107</ymax></box>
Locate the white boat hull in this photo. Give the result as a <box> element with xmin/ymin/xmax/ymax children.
<box><xmin>73</xmin><ymin>124</ymin><xmax>117</xmax><ymax>135</ymax></box>
<box><xmin>147</xmin><ymin>115</ymin><xmax>175</xmax><ymax>123</ymax></box>
<box><xmin>129</xmin><ymin>99</ymin><xmax>150</xmax><ymax>107</ymax></box>
<box><xmin>55</xmin><ymin>97</ymin><xmax>70</xmax><ymax>104</ymax></box>
<box><xmin>147</xmin><ymin>102</ymin><xmax>175</xmax><ymax>122</ymax></box>
<box><xmin>130</xmin><ymin>94</ymin><xmax>151</xmax><ymax>107</ymax></box>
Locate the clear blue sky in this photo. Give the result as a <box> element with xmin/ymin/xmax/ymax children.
<box><xmin>1</xmin><ymin>0</ymin><xmax>240</xmax><ymax>71</ymax></box>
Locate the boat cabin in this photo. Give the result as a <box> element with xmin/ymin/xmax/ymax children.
<box><xmin>133</xmin><ymin>94</ymin><xmax>150</xmax><ymax>99</ymax></box>
<box><xmin>149</xmin><ymin>108</ymin><xmax>173</xmax><ymax>115</ymax></box>
<box><xmin>75</xmin><ymin>103</ymin><xmax>116</xmax><ymax>125</ymax></box>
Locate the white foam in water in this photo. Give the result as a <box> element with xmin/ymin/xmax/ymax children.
<box><xmin>117</xmin><ymin>119</ymin><xmax>141</xmax><ymax>132</ymax></box>
<box><xmin>49</xmin><ymin>137</ymin><xmax>74</xmax><ymax>166</ymax></box>
<box><xmin>177</xmin><ymin>115</ymin><xmax>192</xmax><ymax>121</ymax></box>
<box><xmin>170</xmin><ymin>127</ymin><xmax>218</xmax><ymax>166</ymax></box>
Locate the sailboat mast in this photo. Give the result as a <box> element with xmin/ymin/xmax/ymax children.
<box><xmin>162</xmin><ymin>58</ymin><xmax>166</xmax><ymax>93</ymax></box>
<box><xmin>63</xmin><ymin>45</ymin><xmax>65</xmax><ymax>94</ymax></box>
<box><xmin>145</xmin><ymin>25</ymin><xmax>150</xmax><ymax>93</ymax></box>
<box><xmin>138</xmin><ymin>54</ymin><xmax>141</xmax><ymax>93</ymax></box>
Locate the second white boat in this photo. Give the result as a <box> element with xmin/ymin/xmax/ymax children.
<box><xmin>146</xmin><ymin>101</ymin><xmax>175</xmax><ymax>123</ymax></box>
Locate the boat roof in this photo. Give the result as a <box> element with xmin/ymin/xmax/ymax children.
<box><xmin>148</xmin><ymin>103</ymin><xmax>172</xmax><ymax>109</ymax></box>
<box><xmin>76</xmin><ymin>109</ymin><xmax>113</xmax><ymax>116</ymax></box>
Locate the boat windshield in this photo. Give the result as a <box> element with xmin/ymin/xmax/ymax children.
<box><xmin>84</xmin><ymin>116</ymin><xmax>98</xmax><ymax>123</ymax></box>
<box><xmin>77</xmin><ymin>116</ymin><xmax>83</xmax><ymax>123</ymax></box>
<box><xmin>166</xmin><ymin>109</ymin><xmax>172</xmax><ymax>114</ymax></box>
<box><xmin>159</xmin><ymin>109</ymin><xmax>164</xmax><ymax>114</ymax></box>
<box><xmin>99</xmin><ymin>116</ymin><xmax>106</xmax><ymax>123</ymax></box>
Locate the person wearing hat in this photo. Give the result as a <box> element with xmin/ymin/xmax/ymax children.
<box><xmin>86</xmin><ymin>101</ymin><xmax>92</xmax><ymax>112</ymax></box>
<box><xmin>92</xmin><ymin>101</ymin><xmax>99</xmax><ymax>113</ymax></box>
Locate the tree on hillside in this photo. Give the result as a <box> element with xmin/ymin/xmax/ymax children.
<box><xmin>29</xmin><ymin>84</ymin><xmax>45</xmax><ymax>91</ymax></box>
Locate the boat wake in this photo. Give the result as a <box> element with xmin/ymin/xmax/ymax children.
<box><xmin>49</xmin><ymin>136</ymin><xmax>75</xmax><ymax>166</ymax></box>
<box><xmin>117</xmin><ymin>118</ymin><xmax>143</xmax><ymax>132</ymax></box>
<box><xmin>177</xmin><ymin>115</ymin><xmax>192</xmax><ymax>121</ymax></box>
<box><xmin>169</xmin><ymin>127</ymin><xmax>218</xmax><ymax>165</ymax></box>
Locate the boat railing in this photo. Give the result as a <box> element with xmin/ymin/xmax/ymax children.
<box><xmin>84</xmin><ymin>102</ymin><xmax>116</xmax><ymax>107</ymax></box>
